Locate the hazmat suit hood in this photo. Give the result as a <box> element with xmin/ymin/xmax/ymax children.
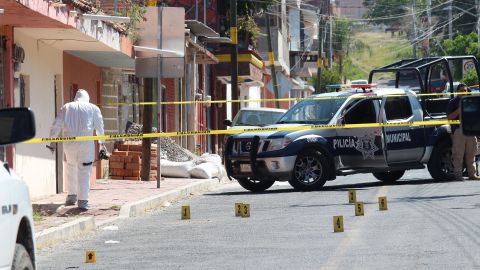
<box><xmin>74</xmin><ymin>89</ymin><xmax>90</xmax><ymax>102</ymax></box>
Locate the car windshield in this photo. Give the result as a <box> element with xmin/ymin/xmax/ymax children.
<box><xmin>277</xmin><ymin>96</ymin><xmax>348</xmax><ymax>124</ymax></box>
<box><xmin>232</xmin><ymin>110</ymin><xmax>286</xmax><ymax>127</ymax></box>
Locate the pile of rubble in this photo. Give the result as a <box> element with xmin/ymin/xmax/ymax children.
<box><xmin>125</xmin><ymin>122</ymin><xmax>196</xmax><ymax>162</ymax></box>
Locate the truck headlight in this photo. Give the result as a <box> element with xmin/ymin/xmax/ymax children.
<box><xmin>266</xmin><ymin>138</ymin><xmax>292</xmax><ymax>151</ymax></box>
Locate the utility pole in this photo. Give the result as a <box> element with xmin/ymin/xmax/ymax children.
<box><xmin>448</xmin><ymin>0</ymin><xmax>453</xmax><ymax>40</ymax></box>
<box><xmin>316</xmin><ymin>7</ymin><xmax>324</xmax><ymax>94</ymax></box>
<box><xmin>230</xmin><ymin>0</ymin><xmax>239</xmax><ymax>114</ymax></box>
<box><xmin>426</xmin><ymin>0</ymin><xmax>431</xmax><ymax>56</ymax></box>
<box><xmin>141</xmin><ymin>78</ymin><xmax>153</xmax><ymax>181</ymax></box>
<box><xmin>266</xmin><ymin>12</ymin><xmax>281</xmax><ymax>108</ymax></box>
<box><xmin>328</xmin><ymin>0</ymin><xmax>333</xmax><ymax>69</ymax></box>
<box><xmin>477</xmin><ymin>0</ymin><xmax>480</xmax><ymax>54</ymax></box>
<box><xmin>412</xmin><ymin>0</ymin><xmax>417</xmax><ymax>58</ymax></box>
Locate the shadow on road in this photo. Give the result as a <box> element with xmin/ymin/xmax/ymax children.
<box><xmin>207</xmin><ymin>178</ymin><xmax>449</xmax><ymax>196</ymax></box>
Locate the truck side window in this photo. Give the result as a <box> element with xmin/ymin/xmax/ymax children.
<box><xmin>344</xmin><ymin>99</ymin><xmax>377</xmax><ymax>124</ymax></box>
<box><xmin>385</xmin><ymin>96</ymin><xmax>412</xmax><ymax>120</ymax></box>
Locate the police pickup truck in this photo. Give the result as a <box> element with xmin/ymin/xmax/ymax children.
<box><xmin>225</xmin><ymin>87</ymin><xmax>455</xmax><ymax>191</ymax></box>
<box><xmin>1</xmin><ymin>108</ymin><xmax>36</xmax><ymax>269</ymax></box>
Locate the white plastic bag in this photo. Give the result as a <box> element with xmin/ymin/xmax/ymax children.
<box><xmin>160</xmin><ymin>160</ymin><xmax>194</xmax><ymax>178</ymax></box>
<box><xmin>189</xmin><ymin>162</ymin><xmax>219</xmax><ymax>179</ymax></box>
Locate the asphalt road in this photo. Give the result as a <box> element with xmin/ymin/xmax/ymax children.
<box><xmin>37</xmin><ymin>169</ymin><xmax>480</xmax><ymax>270</ymax></box>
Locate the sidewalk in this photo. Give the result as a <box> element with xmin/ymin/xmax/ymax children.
<box><xmin>32</xmin><ymin>177</ymin><xmax>228</xmax><ymax>249</ymax></box>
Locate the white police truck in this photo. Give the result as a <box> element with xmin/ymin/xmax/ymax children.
<box><xmin>0</xmin><ymin>108</ymin><xmax>36</xmax><ymax>269</ymax></box>
<box><xmin>225</xmin><ymin>56</ymin><xmax>480</xmax><ymax>192</ymax></box>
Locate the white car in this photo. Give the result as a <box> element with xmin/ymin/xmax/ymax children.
<box><xmin>0</xmin><ymin>108</ymin><xmax>36</xmax><ymax>270</ymax></box>
<box><xmin>224</xmin><ymin>107</ymin><xmax>287</xmax><ymax>129</ymax></box>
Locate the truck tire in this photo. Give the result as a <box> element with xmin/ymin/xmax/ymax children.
<box><xmin>372</xmin><ymin>170</ymin><xmax>405</xmax><ymax>184</ymax></box>
<box><xmin>289</xmin><ymin>149</ymin><xmax>328</xmax><ymax>191</ymax></box>
<box><xmin>11</xmin><ymin>244</ymin><xmax>34</xmax><ymax>270</ymax></box>
<box><xmin>237</xmin><ymin>177</ymin><xmax>275</xmax><ymax>192</ymax></box>
<box><xmin>427</xmin><ymin>139</ymin><xmax>455</xmax><ymax>181</ymax></box>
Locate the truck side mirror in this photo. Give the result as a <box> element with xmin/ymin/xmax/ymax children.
<box><xmin>223</xmin><ymin>119</ymin><xmax>232</xmax><ymax>127</ymax></box>
<box><xmin>0</xmin><ymin>107</ymin><xmax>36</xmax><ymax>146</ymax></box>
<box><xmin>461</xmin><ymin>96</ymin><xmax>480</xmax><ymax>136</ymax></box>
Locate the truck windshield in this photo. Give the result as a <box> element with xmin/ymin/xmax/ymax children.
<box><xmin>232</xmin><ymin>110</ymin><xmax>286</xmax><ymax>127</ymax></box>
<box><xmin>277</xmin><ymin>97</ymin><xmax>348</xmax><ymax>124</ymax></box>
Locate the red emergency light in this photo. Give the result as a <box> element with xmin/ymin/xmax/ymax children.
<box><xmin>351</xmin><ymin>83</ymin><xmax>377</xmax><ymax>88</ymax></box>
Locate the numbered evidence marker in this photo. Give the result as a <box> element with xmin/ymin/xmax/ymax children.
<box><xmin>348</xmin><ymin>190</ymin><xmax>357</xmax><ymax>204</ymax></box>
<box><xmin>85</xmin><ymin>251</ymin><xmax>96</xmax><ymax>263</ymax></box>
<box><xmin>235</xmin><ymin>203</ymin><xmax>243</xmax><ymax>217</ymax></box>
<box><xmin>333</xmin><ymin>215</ymin><xmax>344</xmax><ymax>232</ymax></box>
<box><xmin>378</xmin><ymin>196</ymin><xmax>388</xmax><ymax>211</ymax></box>
<box><xmin>241</xmin><ymin>204</ymin><xmax>250</xmax><ymax>218</ymax></box>
<box><xmin>181</xmin><ymin>205</ymin><xmax>191</xmax><ymax>220</ymax></box>
<box><xmin>355</xmin><ymin>202</ymin><xmax>364</xmax><ymax>216</ymax></box>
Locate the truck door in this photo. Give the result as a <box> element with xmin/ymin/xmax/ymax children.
<box><xmin>381</xmin><ymin>95</ymin><xmax>425</xmax><ymax>163</ymax></box>
<box><xmin>335</xmin><ymin>98</ymin><xmax>388</xmax><ymax>168</ymax></box>
<box><xmin>0</xmin><ymin>163</ymin><xmax>13</xmax><ymax>268</ymax></box>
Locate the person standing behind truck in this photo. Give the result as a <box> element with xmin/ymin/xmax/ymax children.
<box><xmin>446</xmin><ymin>83</ymin><xmax>480</xmax><ymax>181</ymax></box>
<box><xmin>48</xmin><ymin>89</ymin><xmax>106</xmax><ymax>210</ymax></box>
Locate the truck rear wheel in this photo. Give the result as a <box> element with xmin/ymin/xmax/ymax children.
<box><xmin>237</xmin><ymin>177</ymin><xmax>275</xmax><ymax>192</ymax></box>
<box><xmin>11</xmin><ymin>244</ymin><xmax>34</xmax><ymax>270</ymax></box>
<box><xmin>372</xmin><ymin>170</ymin><xmax>405</xmax><ymax>184</ymax></box>
<box><xmin>288</xmin><ymin>149</ymin><xmax>328</xmax><ymax>191</ymax></box>
<box><xmin>428</xmin><ymin>139</ymin><xmax>455</xmax><ymax>181</ymax></box>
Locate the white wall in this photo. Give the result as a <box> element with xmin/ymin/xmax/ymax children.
<box><xmin>14</xmin><ymin>29</ymin><xmax>63</xmax><ymax>199</ymax></box>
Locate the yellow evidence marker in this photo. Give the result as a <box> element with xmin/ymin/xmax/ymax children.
<box><xmin>181</xmin><ymin>205</ymin><xmax>191</xmax><ymax>219</ymax></box>
<box><xmin>235</xmin><ymin>203</ymin><xmax>243</xmax><ymax>217</ymax></box>
<box><xmin>378</xmin><ymin>196</ymin><xmax>388</xmax><ymax>211</ymax></box>
<box><xmin>348</xmin><ymin>190</ymin><xmax>356</xmax><ymax>204</ymax></box>
<box><xmin>355</xmin><ymin>202</ymin><xmax>364</xmax><ymax>216</ymax></box>
<box><xmin>85</xmin><ymin>251</ymin><xmax>96</xmax><ymax>263</ymax></box>
<box><xmin>241</xmin><ymin>204</ymin><xmax>250</xmax><ymax>218</ymax></box>
<box><xmin>333</xmin><ymin>216</ymin><xmax>344</xmax><ymax>232</ymax></box>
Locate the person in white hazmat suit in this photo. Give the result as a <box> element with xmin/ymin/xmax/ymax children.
<box><xmin>49</xmin><ymin>89</ymin><xmax>106</xmax><ymax>210</ymax></box>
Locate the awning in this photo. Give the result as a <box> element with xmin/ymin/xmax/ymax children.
<box><xmin>16</xmin><ymin>28</ymin><xmax>134</xmax><ymax>69</ymax></box>
<box><xmin>186</xmin><ymin>37</ymin><xmax>218</xmax><ymax>64</ymax></box>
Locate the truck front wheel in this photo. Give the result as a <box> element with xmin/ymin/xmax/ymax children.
<box><xmin>428</xmin><ymin>140</ymin><xmax>455</xmax><ymax>181</ymax></box>
<box><xmin>237</xmin><ymin>177</ymin><xmax>275</xmax><ymax>192</ymax></box>
<box><xmin>11</xmin><ymin>244</ymin><xmax>34</xmax><ymax>270</ymax></box>
<box><xmin>372</xmin><ymin>170</ymin><xmax>405</xmax><ymax>184</ymax></box>
<box><xmin>289</xmin><ymin>150</ymin><xmax>328</xmax><ymax>191</ymax></box>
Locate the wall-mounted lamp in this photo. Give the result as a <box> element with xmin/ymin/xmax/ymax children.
<box><xmin>0</xmin><ymin>9</ymin><xmax>4</xmax><ymax>14</ymax></box>
<box><xmin>80</xmin><ymin>14</ymin><xmax>130</xmax><ymax>23</ymax></box>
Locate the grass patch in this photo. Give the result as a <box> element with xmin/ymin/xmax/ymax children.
<box><xmin>33</xmin><ymin>210</ymin><xmax>45</xmax><ymax>222</ymax></box>
<box><xmin>348</xmin><ymin>31</ymin><xmax>413</xmax><ymax>80</ymax></box>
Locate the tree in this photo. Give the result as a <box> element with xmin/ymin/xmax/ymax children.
<box><xmin>310</xmin><ymin>69</ymin><xmax>342</xmax><ymax>93</ymax></box>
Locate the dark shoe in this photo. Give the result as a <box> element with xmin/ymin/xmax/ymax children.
<box><xmin>468</xmin><ymin>175</ymin><xmax>480</xmax><ymax>180</ymax></box>
<box><xmin>78</xmin><ymin>200</ymin><xmax>90</xmax><ymax>210</ymax></box>
<box><xmin>65</xmin><ymin>195</ymin><xmax>77</xmax><ymax>206</ymax></box>
<box><xmin>453</xmin><ymin>174</ymin><xmax>464</xmax><ymax>181</ymax></box>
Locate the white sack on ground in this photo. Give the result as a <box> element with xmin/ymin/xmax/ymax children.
<box><xmin>160</xmin><ymin>160</ymin><xmax>194</xmax><ymax>178</ymax></box>
<box><xmin>199</xmin><ymin>153</ymin><xmax>222</xmax><ymax>165</ymax></box>
<box><xmin>189</xmin><ymin>162</ymin><xmax>220</xmax><ymax>179</ymax></box>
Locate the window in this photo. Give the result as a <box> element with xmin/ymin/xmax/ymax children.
<box><xmin>344</xmin><ymin>99</ymin><xmax>377</xmax><ymax>124</ymax></box>
<box><xmin>384</xmin><ymin>96</ymin><xmax>412</xmax><ymax>120</ymax></box>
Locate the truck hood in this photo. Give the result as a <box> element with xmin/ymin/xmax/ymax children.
<box><xmin>232</xmin><ymin>123</ymin><xmax>311</xmax><ymax>139</ymax></box>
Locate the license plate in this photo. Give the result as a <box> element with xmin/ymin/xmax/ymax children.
<box><xmin>240</xmin><ymin>164</ymin><xmax>252</xmax><ymax>172</ymax></box>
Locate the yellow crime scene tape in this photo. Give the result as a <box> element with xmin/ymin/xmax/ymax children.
<box><xmin>25</xmin><ymin>120</ymin><xmax>460</xmax><ymax>144</ymax></box>
<box><xmin>105</xmin><ymin>91</ymin><xmax>480</xmax><ymax>106</ymax></box>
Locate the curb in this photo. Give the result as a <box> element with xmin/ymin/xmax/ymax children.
<box><xmin>35</xmin><ymin>177</ymin><xmax>229</xmax><ymax>249</ymax></box>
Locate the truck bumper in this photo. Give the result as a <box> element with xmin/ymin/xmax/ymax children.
<box><xmin>225</xmin><ymin>136</ymin><xmax>296</xmax><ymax>182</ymax></box>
